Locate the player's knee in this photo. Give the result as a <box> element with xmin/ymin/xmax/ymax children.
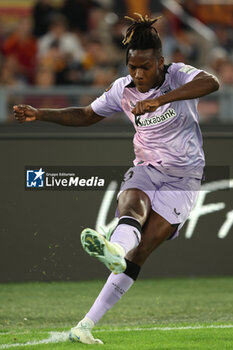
<box><xmin>118</xmin><ymin>189</ymin><xmax>151</xmax><ymax>225</ymax></box>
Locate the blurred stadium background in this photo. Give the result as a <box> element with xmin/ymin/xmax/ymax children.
<box><xmin>0</xmin><ymin>0</ymin><xmax>233</xmax><ymax>125</ymax></box>
<box><xmin>0</xmin><ymin>1</ymin><xmax>232</xmax><ymax>283</ymax></box>
<box><xmin>0</xmin><ymin>1</ymin><xmax>233</xmax><ymax>349</ymax></box>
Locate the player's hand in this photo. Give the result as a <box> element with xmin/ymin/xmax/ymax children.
<box><xmin>13</xmin><ymin>105</ymin><xmax>39</xmax><ymax>123</ymax></box>
<box><xmin>131</xmin><ymin>99</ymin><xmax>160</xmax><ymax>116</ymax></box>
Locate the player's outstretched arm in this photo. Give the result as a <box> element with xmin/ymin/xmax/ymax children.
<box><xmin>132</xmin><ymin>71</ymin><xmax>220</xmax><ymax>116</ymax></box>
<box><xmin>157</xmin><ymin>71</ymin><xmax>219</xmax><ymax>106</ymax></box>
<box><xmin>13</xmin><ymin>105</ymin><xmax>105</xmax><ymax>126</ymax></box>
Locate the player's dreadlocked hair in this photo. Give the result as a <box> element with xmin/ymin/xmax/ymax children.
<box><xmin>123</xmin><ymin>13</ymin><xmax>162</xmax><ymax>64</ymax></box>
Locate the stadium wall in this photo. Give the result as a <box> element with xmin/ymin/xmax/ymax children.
<box><xmin>0</xmin><ymin>132</ymin><xmax>232</xmax><ymax>282</ymax></box>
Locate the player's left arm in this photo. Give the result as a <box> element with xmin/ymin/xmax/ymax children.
<box><xmin>132</xmin><ymin>71</ymin><xmax>220</xmax><ymax>116</ymax></box>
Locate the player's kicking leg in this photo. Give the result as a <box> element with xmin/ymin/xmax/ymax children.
<box><xmin>80</xmin><ymin>228</ymin><xmax>126</xmax><ymax>274</ymax></box>
<box><xmin>80</xmin><ymin>189</ymin><xmax>150</xmax><ymax>275</ymax></box>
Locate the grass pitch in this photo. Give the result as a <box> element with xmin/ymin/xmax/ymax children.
<box><xmin>0</xmin><ymin>277</ymin><xmax>233</xmax><ymax>349</ymax></box>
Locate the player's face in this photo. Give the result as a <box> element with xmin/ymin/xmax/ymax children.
<box><xmin>127</xmin><ymin>49</ymin><xmax>164</xmax><ymax>93</ymax></box>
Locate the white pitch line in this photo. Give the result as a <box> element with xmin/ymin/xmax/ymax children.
<box><xmin>0</xmin><ymin>331</ymin><xmax>49</xmax><ymax>336</ymax></box>
<box><xmin>0</xmin><ymin>332</ymin><xmax>68</xmax><ymax>349</ymax></box>
<box><xmin>97</xmin><ymin>324</ymin><xmax>233</xmax><ymax>332</ymax></box>
<box><xmin>0</xmin><ymin>325</ymin><xmax>233</xmax><ymax>349</ymax></box>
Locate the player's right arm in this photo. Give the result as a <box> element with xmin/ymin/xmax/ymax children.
<box><xmin>13</xmin><ymin>105</ymin><xmax>105</xmax><ymax>126</ymax></box>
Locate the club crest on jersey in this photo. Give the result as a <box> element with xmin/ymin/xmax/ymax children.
<box><xmin>161</xmin><ymin>87</ymin><xmax>172</xmax><ymax>94</ymax></box>
<box><xmin>134</xmin><ymin>108</ymin><xmax>177</xmax><ymax>127</ymax></box>
<box><xmin>130</xmin><ymin>101</ymin><xmax>136</xmax><ymax>108</ymax></box>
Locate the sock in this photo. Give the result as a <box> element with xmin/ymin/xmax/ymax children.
<box><xmin>85</xmin><ymin>260</ymin><xmax>140</xmax><ymax>324</ymax></box>
<box><xmin>110</xmin><ymin>216</ymin><xmax>142</xmax><ymax>254</ymax></box>
<box><xmin>77</xmin><ymin>316</ymin><xmax>94</xmax><ymax>328</ymax></box>
<box><xmin>86</xmin><ymin>273</ymin><xmax>134</xmax><ymax>324</ymax></box>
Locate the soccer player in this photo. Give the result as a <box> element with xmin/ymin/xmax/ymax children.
<box><xmin>14</xmin><ymin>14</ymin><xmax>219</xmax><ymax>345</ymax></box>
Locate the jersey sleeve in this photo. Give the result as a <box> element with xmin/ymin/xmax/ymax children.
<box><xmin>168</xmin><ymin>63</ymin><xmax>203</xmax><ymax>89</ymax></box>
<box><xmin>91</xmin><ymin>77</ymin><xmax>125</xmax><ymax>117</ymax></box>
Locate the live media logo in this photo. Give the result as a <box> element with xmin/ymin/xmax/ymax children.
<box><xmin>25</xmin><ymin>166</ymin><xmax>106</xmax><ymax>191</ymax></box>
<box><xmin>26</xmin><ymin>168</ymin><xmax>45</xmax><ymax>188</ymax></box>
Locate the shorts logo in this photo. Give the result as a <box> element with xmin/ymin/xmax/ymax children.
<box><xmin>134</xmin><ymin>108</ymin><xmax>176</xmax><ymax>127</ymax></box>
<box><xmin>173</xmin><ymin>208</ymin><xmax>181</xmax><ymax>217</ymax></box>
<box><xmin>26</xmin><ymin>168</ymin><xmax>45</xmax><ymax>188</ymax></box>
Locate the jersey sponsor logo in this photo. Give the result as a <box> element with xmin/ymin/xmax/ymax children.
<box><xmin>134</xmin><ymin>108</ymin><xmax>177</xmax><ymax>127</ymax></box>
<box><xmin>179</xmin><ymin>65</ymin><xmax>197</xmax><ymax>75</ymax></box>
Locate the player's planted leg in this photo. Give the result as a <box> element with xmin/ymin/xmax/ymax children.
<box><xmin>69</xmin><ymin>265</ymin><xmax>140</xmax><ymax>344</ymax></box>
<box><xmin>69</xmin><ymin>317</ymin><xmax>103</xmax><ymax>344</ymax></box>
